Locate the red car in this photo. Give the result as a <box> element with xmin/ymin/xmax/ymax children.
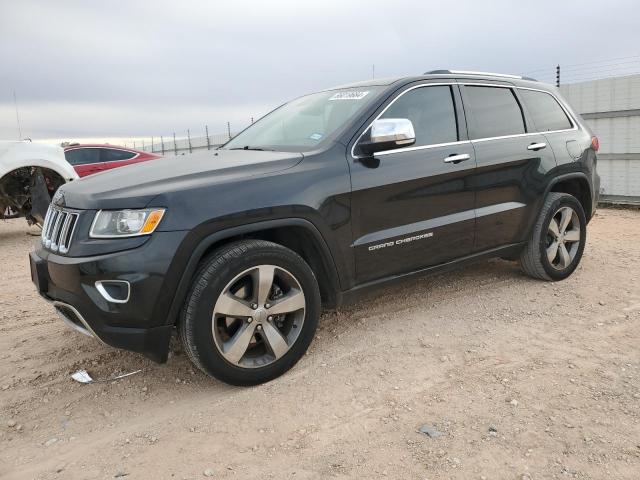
<box><xmin>63</xmin><ymin>144</ymin><xmax>162</xmax><ymax>177</ymax></box>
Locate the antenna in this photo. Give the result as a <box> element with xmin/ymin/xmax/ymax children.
<box><xmin>13</xmin><ymin>90</ymin><xmax>22</xmax><ymax>140</ymax></box>
<box><xmin>372</xmin><ymin>64</ymin><xmax>375</xmax><ymax>79</ymax></box>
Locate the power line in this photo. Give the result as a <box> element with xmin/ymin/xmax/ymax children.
<box><xmin>522</xmin><ymin>54</ymin><xmax>640</xmax><ymax>74</ymax></box>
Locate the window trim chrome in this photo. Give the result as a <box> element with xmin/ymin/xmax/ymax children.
<box><xmin>350</xmin><ymin>81</ymin><xmax>579</xmax><ymax>159</ymax></box>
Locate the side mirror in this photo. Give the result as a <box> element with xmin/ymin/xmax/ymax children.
<box><xmin>359</xmin><ymin>118</ymin><xmax>416</xmax><ymax>155</ymax></box>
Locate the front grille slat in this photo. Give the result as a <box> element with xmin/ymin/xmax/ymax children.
<box><xmin>41</xmin><ymin>205</ymin><xmax>79</xmax><ymax>255</ymax></box>
<box><xmin>51</xmin><ymin>212</ymin><xmax>67</xmax><ymax>251</ymax></box>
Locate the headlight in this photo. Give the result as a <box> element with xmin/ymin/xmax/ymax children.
<box><xmin>90</xmin><ymin>208</ymin><xmax>165</xmax><ymax>238</ymax></box>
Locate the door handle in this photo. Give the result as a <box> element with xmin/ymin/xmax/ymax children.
<box><xmin>527</xmin><ymin>142</ymin><xmax>547</xmax><ymax>151</ymax></box>
<box><xmin>444</xmin><ymin>153</ymin><xmax>471</xmax><ymax>164</ymax></box>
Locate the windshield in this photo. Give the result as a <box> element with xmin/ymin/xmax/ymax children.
<box><xmin>223</xmin><ymin>87</ymin><xmax>383</xmax><ymax>152</ymax></box>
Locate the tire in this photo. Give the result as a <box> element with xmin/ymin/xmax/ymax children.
<box><xmin>520</xmin><ymin>192</ymin><xmax>587</xmax><ymax>281</ymax></box>
<box><xmin>179</xmin><ymin>239</ymin><xmax>321</xmax><ymax>386</ymax></box>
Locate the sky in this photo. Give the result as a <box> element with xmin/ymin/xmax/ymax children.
<box><xmin>1</xmin><ymin>0</ymin><xmax>639</xmax><ymax>145</ymax></box>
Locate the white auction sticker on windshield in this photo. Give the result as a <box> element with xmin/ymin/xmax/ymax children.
<box><xmin>329</xmin><ymin>91</ymin><xmax>369</xmax><ymax>101</ymax></box>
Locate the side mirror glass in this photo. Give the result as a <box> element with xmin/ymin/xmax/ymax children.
<box><xmin>359</xmin><ymin>118</ymin><xmax>416</xmax><ymax>155</ymax></box>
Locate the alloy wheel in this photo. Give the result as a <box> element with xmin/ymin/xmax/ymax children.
<box><xmin>546</xmin><ymin>206</ymin><xmax>581</xmax><ymax>270</ymax></box>
<box><xmin>211</xmin><ymin>265</ymin><xmax>306</xmax><ymax>368</ymax></box>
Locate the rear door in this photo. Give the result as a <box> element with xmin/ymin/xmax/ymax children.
<box><xmin>517</xmin><ymin>87</ymin><xmax>582</xmax><ymax>166</ymax></box>
<box><xmin>349</xmin><ymin>82</ymin><xmax>477</xmax><ymax>283</ymax></box>
<box><xmin>64</xmin><ymin>148</ymin><xmax>103</xmax><ymax>177</ymax></box>
<box><xmin>460</xmin><ymin>83</ymin><xmax>557</xmax><ymax>251</ymax></box>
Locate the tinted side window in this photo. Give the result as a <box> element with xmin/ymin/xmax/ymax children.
<box><xmin>519</xmin><ymin>89</ymin><xmax>572</xmax><ymax>131</ymax></box>
<box><xmin>464</xmin><ymin>86</ymin><xmax>526</xmax><ymax>139</ymax></box>
<box><xmin>64</xmin><ymin>148</ymin><xmax>101</xmax><ymax>165</ymax></box>
<box><xmin>101</xmin><ymin>149</ymin><xmax>136</xmax><ymax>162</ymax></box>
<box><xmin>381</xmin><ymin>86</ymin><xmax>458</xmax><ymax>147</ymax></box>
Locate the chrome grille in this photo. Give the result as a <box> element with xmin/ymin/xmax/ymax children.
<box><xmin>41</xmin><ymin>205</ymin><xmax>79</xmax><ymax>254</ymax></box>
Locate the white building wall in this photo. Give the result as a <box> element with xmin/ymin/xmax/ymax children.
<box><xmin>561</xmin><ymin>74</ymin><xmax>640</xmax><ymax>201</ymax></box>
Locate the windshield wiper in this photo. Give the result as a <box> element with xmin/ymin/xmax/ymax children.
<box><xmin>229</xmin><ymin>146</ymin><xmax>273</xmax><ymax>151</ymax></box>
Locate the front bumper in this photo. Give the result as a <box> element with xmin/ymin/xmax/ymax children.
<box><xmin>29</xmin><ymin>230</ymin><xmax>188</xmax><ymax>363</ymax></box>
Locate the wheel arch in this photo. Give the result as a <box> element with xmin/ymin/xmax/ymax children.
<box><xmin>0</xmin><ymin>166</ymin><xmax>68</xmax><ymax>221</ymax></box>
<box><xmin>164</xmin><ymin>218</ymin><xmax>342</xmax><ymax>327</ymax></box>
<box><xmin>546</xmin><ymin>173</ymin><xmax>593</xmax><ymax>221</ymax></box>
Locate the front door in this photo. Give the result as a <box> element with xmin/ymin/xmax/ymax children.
<box><xmin>349</xmin><ymin>83</ymin><xmax>477</xmax><ymax>284</ymax></box>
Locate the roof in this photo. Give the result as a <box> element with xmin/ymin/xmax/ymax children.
<box><xmin>325</xmin><ymin>70</ymin><xmax>551</xmax><ymax>94</ymax></box>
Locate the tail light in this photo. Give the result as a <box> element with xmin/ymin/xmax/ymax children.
<box><xmin>590</xmin><ymin>136</ymin><xmax>599</xmax><ymax>152</ymax></box>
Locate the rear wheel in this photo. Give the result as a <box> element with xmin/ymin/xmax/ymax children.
<box><xmin>179</xmin><ymin>240</ymin><xmax>320</xmax><ymax>385</ymax></box>
<box><xmin>520</xmin><ymin>192</ymin><xmax>587</xmax><ymax>281</ymax></box>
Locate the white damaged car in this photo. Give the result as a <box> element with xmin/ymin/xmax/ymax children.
<box><xmin>0</xmin><ymin>141</ymin><xmax>78</xmax><ymax>225</ymax></box>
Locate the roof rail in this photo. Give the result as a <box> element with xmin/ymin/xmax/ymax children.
<box><xmin>424</xmin><ymin>69</ymin><xmax>537</xmax><ymax>82</ymax></box>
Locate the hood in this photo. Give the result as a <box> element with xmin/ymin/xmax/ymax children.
<box><xmin>59</xmin><ymin>149</ymin><xmax>303</xmax><ymax>209</ymax></box>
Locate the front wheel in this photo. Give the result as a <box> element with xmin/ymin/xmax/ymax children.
<box><xmin>179</xmin><ymin>240</ymin><xmax>321</xmax><ymax>385</ymax></box>
<box><xmin>520</xmin><ymin>192</ymin><xmax>587</xmax><ymax>281</ymax></box>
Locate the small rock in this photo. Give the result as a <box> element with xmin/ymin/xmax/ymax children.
<box><xmin>418</xmin><ymin>424</ymin><xmax>443</xmax><ymax>438</ymax></box>
<box><xmin>44</xmin><ymin>437</ymin><xmax>58</xmax><ymax>447</ymax></box>
<box><xmin>203</xmin><ymin>468</ymin><xmax>215</xmax><ymax>477</ymax></box>
<box><xmin>16</xmin><ymin>424</ymin><xmax>23</xmax><ymax>431</ymax></box>
<box><xmin>440</xmin><ymin>355</ymin><xmax>449</xmax><ymax>362</ymax></box>
<box><xmin>598</xmin><ymin>300</ymin><xmax>605</xmax><ymax>306</ymax></box>
<box><xmin>7</xmin><ymin>420</ymin><xmax>16</xmax><ymax>428</ymax></box>
<box><xmin>114</xmin><ymin>472</ymin><xmax>128</xmax><ymax>478</ymax></box>
<box><xmin>488</xmin><ymin>425</ymin><xmax>498</xmax><ymax>436</ymax></box>
<box><xmin>141</xmin><ymin>386</ymin><xmax>148</xmax><ymax>392</ymax></box>
<box><xmin>509</xmin><ymin>399</ymin><xmax>519</xmax><ymax>407</ymax></box>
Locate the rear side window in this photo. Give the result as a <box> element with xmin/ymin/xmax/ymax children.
<box><xmin>464</xmin><ymin>86</ymin><xmax>526</xmax><ymax>139</ymax></box>
<box><xmin>381</xmin><ymin>85</ymin><xmax>458</xmax><ymax>147</ymax></box>
<box><xmin>64</xmin><ymin>148</ymin><xmax>101</xmax><ymax>165</ymax></box>
<box><xmin>101</xmin><ymin>149</ymin><xmax>136</xmax><ymax>162</ymax></box>
<box><xmin>518</xmin><ymin>89</ymin><xmax>572</xmax><ymax>131</ymax></box>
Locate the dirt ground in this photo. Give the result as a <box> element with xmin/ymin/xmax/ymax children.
<box><xmin>1</xmin><ymin>208</ymin><xmax>639</xmax><ymax>480</ymax></box>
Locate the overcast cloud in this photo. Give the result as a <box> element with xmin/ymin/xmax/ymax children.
<box><xmin>0</xmin><ymin>0</ymin><xmax>638</xmax><ymax>143</ymax></box>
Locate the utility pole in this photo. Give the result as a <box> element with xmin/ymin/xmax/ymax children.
<box><xmin>556</xmin><ymin>64</ymin><xmax>560</xmax><ymax>87</ymax></box>
<box><xmin>160</xmin><ymin>135</ymin><xmax>165</xmax><ymax>155</ymax></box>
<box><xmin>151</xmin><ymin>136</ymin><xmax>154</xmax><ymax>154</ymax></box>
<box><xmin>187</xmin><ymin>129</ymin><xmax>192</xmax><ymax>154</ymax></box>
<box><xmin>13</xmin><ymin>90</ymin><xmax>22</xmax><ymax>140</ymax></box>
<box><xmin>227</xmin><ymin>122</ymin><xmax>232</xmax><ymax>140</ymax></box>
<box><xmin>372</xmin><ymin>64</ymin><xmax>375</xmax><ymax>79</ymax></box>
<box><xmin>251</xmin><ymin>117</ymin><xmax>254</xmax><ymax>124</ymax></box>
<box><xmin>173</xmin><ymin>132</ymin><xmax>177</xmax><ymax>156</ymax></box>
<box><xmin>205</xmin><ymin>125</ymin><xmax>211</xmax><ymax>150</ymax></box>
<box><xmin>142</xmin><ymin>139</ymin><xmax>145</xmax><ymax>151</ymax></box>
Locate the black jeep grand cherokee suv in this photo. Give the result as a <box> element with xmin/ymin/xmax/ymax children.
<box><xmin>30</xmin><ymin>70</ymin><xmax>600</xmax><ymax>385</ymax></box>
